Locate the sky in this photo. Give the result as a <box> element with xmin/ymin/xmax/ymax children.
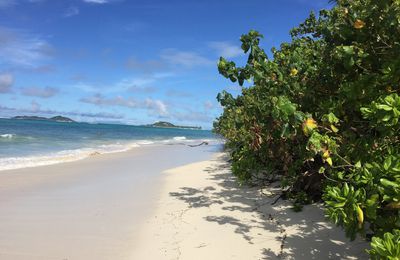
<box><xmin>0</xmin><ymin>0</ymin><xmax>332</xmax><ymax>129</ymax></box>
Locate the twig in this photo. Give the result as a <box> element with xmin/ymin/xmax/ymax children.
<box><xmin>271</xmin><ymin>194</ymin><xmax>284</xmax><ymax>205</ymax></box>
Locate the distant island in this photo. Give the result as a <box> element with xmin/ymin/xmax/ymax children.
<box><xmin>147</xmin><ymin>121</ymin><xmax>201</xmax><ymax>130</ymax></box>
<box><xmin>12</xmin><ymin>115</ymin><xmax>75</xmax><ymax>123</ymax></box>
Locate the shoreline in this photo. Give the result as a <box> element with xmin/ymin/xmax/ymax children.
<box><xmin>0</xmin><ymin>138</ymin><xmax>218</xmax><ymax>172</ymax></box>
<box><xmin>0</xmin><ymin>143</ymin><xmax>219</xmax><ymax>260</ymax></box>
<box><xmin>0</xmin><ymin>143</ymin><xmax>369</xmax><ymax>259</ymax></box>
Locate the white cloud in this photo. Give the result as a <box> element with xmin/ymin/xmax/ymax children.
<box><xmin>144</xmin><ymin>98</ymin><xmax>168</xmax><ymax>116</ymax></box>
<box><xmin>28</xmin><ymin>0</ymin><xmax>45</xmax><ymax>3</ymax></box>
<box><xmin>21</xmin><ymin>86</ymin><xmax>59</xmax><ymax>98</ymax></box>
<box><xmin>172</xmin><ymin>110</ymin><xmax>212</xmax><ymax>123</ymax></box>
<box><xmin>80</xmin><ymin>94</ymin><xmax>169</xmax><ymax>117</ymax></box>
<box><xmin>81</xmin><ymin>94</ymin><xmax>137</xmax><ymax>107</ymax></box>
<box><xmin>209</xmin><ymin>41</ymin><xmax>243</xmax><ymax>58</ymax></box>
<box><xmin>0</xmin><ymin>73</ymin><xmax>13</xmax><ymax>93</ymax></box>
<box><xmin>160</xmin><ymin>49</ymin><xmax>213</xmax><ymax>67</ymax></box>
<box><xmin>115</xmin><ymin>78</ymin><xmax>155</xmax><ymax>91</ymax></box>
<box><xmin>83</xmin><ymin>0</ymin><xmax>109</xmax><ymax>3</ymax></box>
<box><xmin>0</xmin><ymin>26</ymin><xmax>53</xmax><ymax>67</ymax></box>
<box><xmin>64</xmin><ymin>6</ymin><xmax>79</xmax><ymax>17</ymax></box>
<box><xmin>0</xmin><ymin>103</ymin><xmax>124</xmax><ymax>120</ymax></box>
<box><xmin>72</xmin><ymin>73</ymin><xmax>172</xmax><ymax>93</ymax></box>
<box><xmin>126</xmin><ymin>48</ymin><xmax>215</xmax><ymax>72</ymax></box>
<box><xmin>80</xmin><ymin>93</ymin><xmax>214</xmax><ymax>123</ymax></box>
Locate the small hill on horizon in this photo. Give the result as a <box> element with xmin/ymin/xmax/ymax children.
<box><xmin>12</xmin><ymin>115</ymin><xmax>75</xmax><ymax>123</ymax></box>
<box><xmin>147</xmin><ymin>121</ymin><xmax>202</xmax><ymax>130</ymax></box>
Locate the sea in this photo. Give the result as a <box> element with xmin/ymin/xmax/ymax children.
<box><xmin>0</xmin><ymin>118</ymin><xmax>217</xmax><ymax>171</ymax></box>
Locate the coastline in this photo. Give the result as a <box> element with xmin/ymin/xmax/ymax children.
<box><xmin>0</xmin><ymin>137</ymin><xmax>217</xmax><ymax>171</ymax></box>
<box><xmin>0</xmin><ymin>143</ymin><xmax>219</xmax><ymax>260</ymax></box>
<box><xmin>0</xmin><ymin>117</ymin><xmax>215</xmax><ymax>172</ymax></box>
<box><xmin>0</xmin><ymin>142</ymin><xmax>369</xmax><ymax>259</ymax></box>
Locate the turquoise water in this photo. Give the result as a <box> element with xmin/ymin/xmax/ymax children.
<box><xmin>0</xmin><ymin>118</ymin><xmax>216</xmax><ymax>170</ymax></box>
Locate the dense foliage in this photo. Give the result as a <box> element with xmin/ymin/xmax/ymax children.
<box><xmin>213</xmin><ymin>0</ymin><xmax>400</xmax><ymax>258</ymax></box>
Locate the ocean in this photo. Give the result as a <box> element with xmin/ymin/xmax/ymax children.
<box><xmin>0</xmin><ymin>118</ymin><xmax>217</xmax><ymax>171</ymax></box>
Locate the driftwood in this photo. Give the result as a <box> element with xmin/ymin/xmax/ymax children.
<box><xmin>188</xmin><ymin>141</ymin><xmax>209</xmax><ymax>147</ymax></box>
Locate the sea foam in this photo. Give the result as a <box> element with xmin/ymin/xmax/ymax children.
<box><xmin>0</xmin><ymin>141</ymin><xmax>141</xmax><ymax>171</ymax></box>
<box><xmin>0</xmin><ymin>118</ymin><xmax>215</xmax><ymax>171</ymax></box>
<box><xmin>0</xmin><ymin>134</ymin><xmax>15</xmax><ymax>139</ymax></box>
<box><xmin>0</xmin><ymin>138</ymin><xmax>213</xmax><ymax>171</ymax></box>
<box><xmin>173</xmin><ymin>136</ymin><xmax>187</xmax><ymax>141</ymax></box>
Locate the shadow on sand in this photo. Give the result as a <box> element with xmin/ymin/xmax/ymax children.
<box><xmin>169</xmin><ymin>154</ymin><xmax>368</xmax><ymax>259</ymax></box>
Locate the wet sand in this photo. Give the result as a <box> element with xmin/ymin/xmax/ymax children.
<box><xmin>0</xmin><ymin>143</ymin><xmax>218</xmax><ymax>260</ymax></box>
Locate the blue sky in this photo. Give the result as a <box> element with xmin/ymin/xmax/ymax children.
<box><xmin>0</xmin><ymin>0</ymin><xmax>331</xmax><ymax>129</ymax></box>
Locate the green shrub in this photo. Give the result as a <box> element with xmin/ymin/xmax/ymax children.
<box><xmin>214</xmin><ymin>0</ymin><xmax>400</xmax><ymax>258</ymax></box>
<box><xmin>369</xmin><ymin>230</ymin><xmax>400</xmax><ymax>260</ymax></box>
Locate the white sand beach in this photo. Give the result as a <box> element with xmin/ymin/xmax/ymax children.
<box><xmin>0</xmin><ymin>144</ymin><xmax>217</xmax><ymax>260</ymax></box>
<box><xmin>0</xmin><ymin>144</ymin><xmax>369</xmax><ymax>259</ymax></box>
<box><xmin>133</xmin><ymin>153</ymin><xmax>369</xmax><ymax>260</ymax></box>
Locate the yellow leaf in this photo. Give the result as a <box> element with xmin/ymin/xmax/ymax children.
<box><xmin>330</xmin><ymin>125</ymin><xmax>339</xmax><ymax>133</ymax></box>
<box><xmin>290</xmin><ymin>68</ymin><xmax>298</xmax><ymax>76</ymax></box>
<box><xmin>323</xmin><ymin>150</ymin><xmax>330</xmax><ymax>159</ymax></box>
<box><xmin>305</xmin><ymin>118</ymin><xmax>317</xmax><ymax>129</ymax></box>
<box><xmin>354</xmin><ymin>19</ymin><xmax>366</xmax><ymax>29</ymax></box>
<box><xmin>302</xmin><ymin>118</ymin><xmax>317</xmax><ymax>136</ymax></box>
<box><xmin>326</xmin><ymin>157</ymin><xmax>333</xmax><ymax>166</ymax></box>
<box><xmin>356</xmin><ymin>205</ymin><xmax>364</xmax><ymax>225</ymax></box>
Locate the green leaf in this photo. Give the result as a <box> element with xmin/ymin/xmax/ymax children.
<box><xmin>334</xmin><ymin>201</ymin><xmax>347</xmax><ymax>208</ymax></box>
<box><xmin>380</xmin><ymin>178</ymin><xmax>399</xmax><ymax>188</ymax></box>
<box><xmin>377</xmin><ymin>104</ymin><xmax>393</xmax><ymax>111</ymax></box>
<box><xmin>384</xmin><ymin>157</ymin><xmax>392</xmax><ymax>171</ymax></box>
<box><xmin>343</xmin><ymin>183</ymin><xmax>349</xmax><ymax>196</ymax></box>
<box><xmin>382</xmin><ymin>114</ymin><xmax>392</xmax><ymax>122</ymax></box>
<box><xmin>355</xmin><ymin>161</ymin><xmax>362</xmax><ymax>168</ymax></box>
